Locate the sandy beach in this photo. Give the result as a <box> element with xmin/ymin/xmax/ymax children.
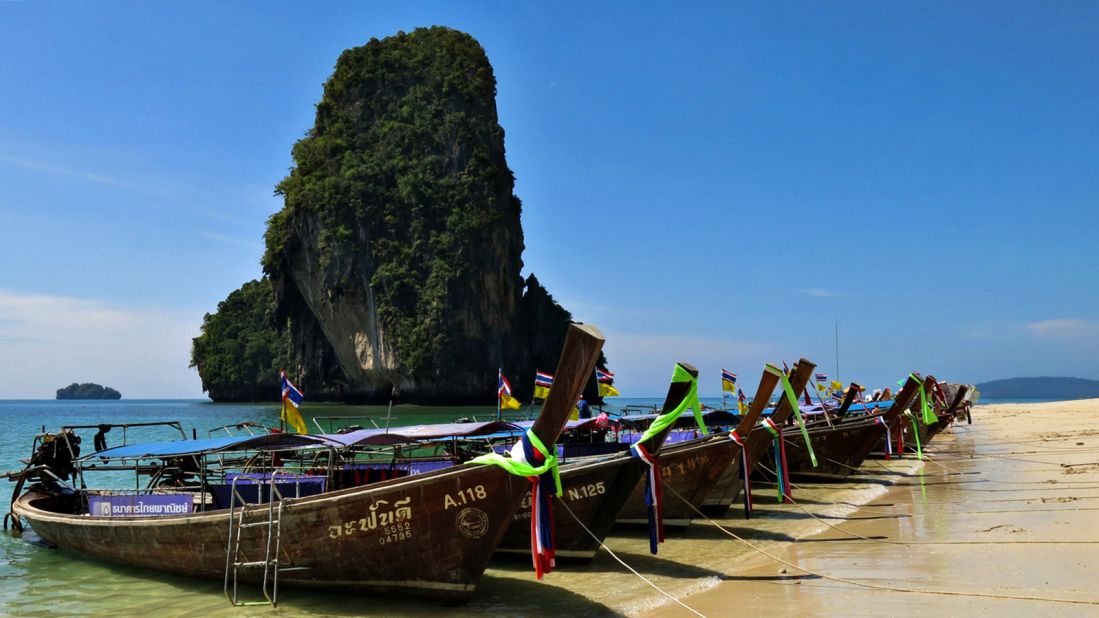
<box><xmin>644</xmin><ymin>398</ymin><xmax>1099</xmax><ymax>617</ymax></box>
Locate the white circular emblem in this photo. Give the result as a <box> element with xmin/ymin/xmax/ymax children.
<box><xmin>456</xmin><ymin>507</ymin><xmax>489</xmax><ymax>538</ymax></box>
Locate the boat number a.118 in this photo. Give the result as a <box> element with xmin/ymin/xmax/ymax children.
<box><xmin>444</xmin><ymin>484</ymin><xmax>487</xmax><ymax>510</ymax></box>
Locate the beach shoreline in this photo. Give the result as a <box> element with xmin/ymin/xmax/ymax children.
<box><xmin>644</xmin><ymin>398</ymin><xmax>1099</xmax><ymax>616</ymax></box>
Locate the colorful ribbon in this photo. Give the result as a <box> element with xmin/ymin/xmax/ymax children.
<box><xmin>630</xmin><ymin>442</ymin><xmax>664</xmax><ymax>554</ymax></box>
<box><xmin>637</xmin><ymin>364</ymin><xmax>706</xmax><ymax>444</ymax></box>
<box><xmin>626</xmin><ymin>364</ymin><xmax>703</xmax><ymax>554</ymax></box>
<box><xmin>903</xmin><ymin>410</ymin><xmax>924</xmax><ymax>460</ymax></box>
<box><xmin>763</xmin><ymin>418</ymin><xmax>791</xmax><ymax>502</ymax></box>
<box><xmin>467</xmin><ymin>429</ymin><xmax>562</xmax><ymax>578</ymax></box>
<box><xmin>874</xmin><ymin>415</ymin><xmax>892</xmax><ymax>460</ymax></box>
<box><xmin>780</xmin><ymin>373</ymin><xmax>817</xmax><ymax>468</ymax></box>
<box><xmin>911</xmin><ymin>373</ymin><xmax>939</xmax><ymax>426</ymax></box>
<box><xmin>729</xmin><ymin>429</ymin><xmax>752</xmax><ymax>519</ymax></box>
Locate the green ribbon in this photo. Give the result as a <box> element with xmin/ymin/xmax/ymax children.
<box><xmin>903</xmin><ymin>410</ymin><xmax>924</xmax><ymax>460</ymax></box>
<box><xmin>911</xmin><ymin>373</ymin><xmax>939</xmax><ymax>426</ymax></box>
<box><xmin>780</xmin><ymin>373</ymin><xmax>818</xmax><ymax>468</ymax></box>
<box><xmin>636</xmin><ymin>364</ymin><xmax>706</xmax><ymax>445</ymax></box>
<box><xmin>466</xmin><ymin>429</ymin><xmax>563</xmax><ymax>497</ymax></box>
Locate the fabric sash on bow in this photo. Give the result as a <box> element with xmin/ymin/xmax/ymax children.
<box><xmin>728</xmin><ymin>429</ymin><xmax>752</xmax><ymax>519</ymax></box>
<box><xmin>912</xmin><ymin>373</ymin><xmax>939</xmax><ymax>426</ymax></box>
<box><xmin>630</xmin><ymin>364</ymin><xmax>703</xmax><ymax>554</ymax></box>
<box><xmin>630</xmin><ymin>442</ymin><xmax>663</xmax><ymax>554</ymax></box>
<box><xmin>779</xmin><ymin>373</ymin><xmax>817</xmax><ymax>468</ymax></box>
<box><xmin>467</xmin><ymin>429</ymin><xmax>562</xmax><ymax>579</ymax></box>
<box><xmin>874</xmin><ymin>415</ymin><xmax>892</xmax><ymax>460</ymax></box>
<box><xmin>903</xmin><ymin>410</ymin><xmax>924</xmax><ymax>460</ymax></box>
<box><xmin>763</xmin><ymin>417</ymin><xmax>791</xmax><ymax>502</ymax></box>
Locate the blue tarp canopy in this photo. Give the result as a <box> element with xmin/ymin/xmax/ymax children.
<box><xmin>319</xmin><ymin>421</ymin><xmax>522</xmax><ymax>447</ymax></box>
<box><xmin>82</xmin><ymin>433</ymin><xmax>332</xmax><ymax>461</ymax></box>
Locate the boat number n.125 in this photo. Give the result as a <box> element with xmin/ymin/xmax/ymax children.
<box><xmin>444</xmin><ymin>484</ymin><xmax>487</xmax><ymax>510</ymax></box>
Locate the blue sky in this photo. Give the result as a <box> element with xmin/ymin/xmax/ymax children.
<box><xmin>1</xmin><ymin>2</ymin><xmax>1096</xmax><ymax>398</ymax></box>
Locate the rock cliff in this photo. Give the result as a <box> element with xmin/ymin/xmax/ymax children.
<box><xmin>260</xmin><ymin>27</ymin><xmax>592</xmax><ymax>403</ymax></box>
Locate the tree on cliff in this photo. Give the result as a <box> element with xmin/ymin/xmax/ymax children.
<box><xmin>260</xmin><ymin>27</ymin><xmax>585</xmax><ymax>402</ymax></box>
<box><xmin>190</xmin><ymin>278</ymin><xmax>289</xmax><ymax>401</ymax></box>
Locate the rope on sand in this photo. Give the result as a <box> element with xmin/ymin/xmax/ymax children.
<box><xmin>557</xmin><ymin>499</ymin><xmax>706</xmax><ymax>618</ymax></box>
<box><xmin>666</xmin><ymin>484</ymin><xmax>1099</xmax><ymax>606</ymax></box>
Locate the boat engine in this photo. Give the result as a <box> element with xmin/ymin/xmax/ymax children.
<box><xmin>31</xmin><ymin>431</ymin><xmax>81</xmax><ymax>481</ymax></box>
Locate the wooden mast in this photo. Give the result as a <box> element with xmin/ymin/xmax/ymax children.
<box><xmin>527</xmin><ymin>322</ymin><xmax>605</xmax><ymax>450</ymax></box>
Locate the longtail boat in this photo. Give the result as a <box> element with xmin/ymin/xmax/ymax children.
<box><xmin>869</xmin><ymin>380</ymin><xmax>973</xmax><ymax>457</ymax></box>
<box><xmin>8</xmin><ymin>323</ymin><xmax>604</xmax><ymax>605</ymax></box>
<box><xmin>778</xmin><ymin>375</ymin><xmax>922</xmax><ymax>479</ymax></box>
<box><xmin>700</xmin><ymin>358</ymin><xmax>817</xmax><ymax>517</ymax></box>
<box><xmin>614</xmin><ymin>362</ymin><xmax>789</xmax><ymax>527</ymax></box>
<box><xmin>495</xmin><ymin>362</ymin><xmax>701</xmax><ymax>561</ymax></box>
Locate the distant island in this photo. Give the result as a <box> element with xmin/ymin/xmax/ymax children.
<box><xmin>975</xmin><ymin>377</ymin><xmax>1099</xmax><ymax>399</ymax></box>
<box><xmin>56</xmin><ymin>383</ymin><xmax>122</xmax><ymax>400</ymax></box>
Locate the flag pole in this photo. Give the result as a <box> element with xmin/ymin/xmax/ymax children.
<box><xmin>497</xmin><ymin>367</ymin><xmax>502</xmax><ymax>422</ymax></box>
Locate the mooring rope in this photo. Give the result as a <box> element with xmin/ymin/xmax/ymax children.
<box><xmin>557</xmin><ymin>499</ymin><xmax>706</xmax><ymax>617</ymax></box>
<box><xmin>664</xmin><ymin>484</ymin><xmax>1099</xmax><ymax>606</ymax></box>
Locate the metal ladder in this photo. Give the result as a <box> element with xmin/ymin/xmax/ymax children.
<box><xmin>223</xmin><ymin>472</ymin><xmax>290</xmax><ymax>607</ymax></box>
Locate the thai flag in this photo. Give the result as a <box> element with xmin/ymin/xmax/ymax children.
<box><xmin>280</xmin><ymin>370</ymin><xmax>304</xmax><ymax>408</ymax></box>
<box><xmin>737</xmin><ymin>388</ymin><xmax>747</xmax><ymax>402</ymax></box>
<box><xmin>595</xmin><ymin>368</ymin><xmax>615</xmax><ymax>383</ymax></box>
<box><xmin>534</xmin><ymin>371</ymin><xmax>554</xmax><ymax>388</ymax></box>
<box><xmin>816</xmin><ymin>373</ymin><xmax>828</xmax><ymax>383</ymax></box>
<box><xmin>721</xmin><ymin>369</ymin><xmax>737</xmax><ymax>384</ymax></box>
<box><xmin>499</xmin><ymin>372</ymin><xmax>514</xmax><ymax>398</ymax></box>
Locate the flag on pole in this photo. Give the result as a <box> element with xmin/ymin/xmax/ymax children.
<box><xmin>499</xmin><ymin>372</ymin><xmax>521</xmax><ymax>410</ymax></box>
<box><xmin>279</xmin><ymin>369</ymin><xmax>308</xmax><ymax>434</ymax></box>
<box><xmin>737</xmin><ymin>388</ymin><xmax>748</xmax><ymax>414</ymax></box>
<box><xmin>595</xmin><ymin>366</ymin><xmax>620</xmax><ymax>397</ymax></box>
<box><xmin>721</xmin><ymin>369</ymin><xmax>738</xmax><ymax>394</ymax></box>
<box><xmin>533</xmin><ymin>371</ymin><xmax>554</xmax><ymax>400</ymax></box>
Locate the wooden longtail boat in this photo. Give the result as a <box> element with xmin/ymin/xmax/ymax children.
<box><xmin>700</xmin><ymin>359</ymin><xmax>817</xmax><ymax>517</ymax></box>
<box><xmin>869</xmin><ymin>380</ymin><xmax>972</xmax><ymax>457</ymax></box>
<box><xmin>613</xmin><ymin>363</ymin><xmax>791</xmax><ymax>527</ymax></box>
<box><xmin>778</xmin><ymin>375</ymin><xmax>922</xmax><ymax>479</ymax></box>
<box><xmin>495</xmin><ymin>363</ymin><xmax>700</xmax><ymax>561</ymax></box>
<box><xmin>9</xmin><ymin>323</ymin><xmax>604</xmax><ymax>604</ymax></box>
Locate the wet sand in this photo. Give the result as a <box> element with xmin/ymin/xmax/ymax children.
<box><xmin>649</xmin><ymin>398</ymin><xmax>1099</xmax><ymax>617</ymax></box>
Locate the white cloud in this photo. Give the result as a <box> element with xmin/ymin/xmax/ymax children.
<box><xmin>0</xmin><ymin>289</ymin><xmax>205</xmax><ymax>398</ymax></box>
<box><xmin>0</xmin><ymin>152</ymin><xmax>135</xmax><ymax>189</ymax></box>
<box><xmin>1026</xmin><ymin>319</ymin><xmax>1099</xmax><ymax>339</ymax></box>
<box><xmin>802</xmin><ymin>287</ymin><xmax>840</xmax><ymax>298</ymax></box>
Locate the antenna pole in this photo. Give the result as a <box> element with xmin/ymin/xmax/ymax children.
<box><xmin>835</xmin><ymin>321</ymin><xmax>840</xmax><ymax>384</ymax></box>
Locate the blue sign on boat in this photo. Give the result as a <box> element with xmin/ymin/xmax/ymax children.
<box><xmin>87</xmin><ymin>494</ymin><xmax>193</xmax><ymax>517</ymax></box>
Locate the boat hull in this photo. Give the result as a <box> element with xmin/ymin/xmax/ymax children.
<box><xmin>779</xmin><ymin>414</ymin><xmax>889</xmax><ymax>479</ymax></box>
<box><xmin>496</xmin><ymin>452</ymin><xmax>643</xmax><ymax>562</ymax></box>
<box><xmin>15</xmin><ymin>464</ymin><xmax>529</xmax><ymax>603</ymax></box>
<box><xmin>616</xmin><ymin>435</ymin><xmax>737</xmax><ymax>528</ymax></box>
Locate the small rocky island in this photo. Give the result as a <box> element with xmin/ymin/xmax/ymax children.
<box><xmin>191</xmin><ymin>27</ymin><xmax>599</xmax><ymax>403</ymax></box>
<box><xmin>56</xmin><ymin>383</ymin><xmax>122</xmax><ymax>400</ymax></box>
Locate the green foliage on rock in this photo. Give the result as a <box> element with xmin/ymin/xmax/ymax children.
<box><xmin>190</xmin><ymin>278</ymin><xmax>288</xmax><ymax>401</ymax></box>
<box><xmin>55</xmin><ymin>383</ymin><xmax>121</xmax><ymax>400</ymax></box>
<box><xmin>264</xmin><ymin>27</ymin><xmax>520</xmax><ymax>378</ymax></box>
